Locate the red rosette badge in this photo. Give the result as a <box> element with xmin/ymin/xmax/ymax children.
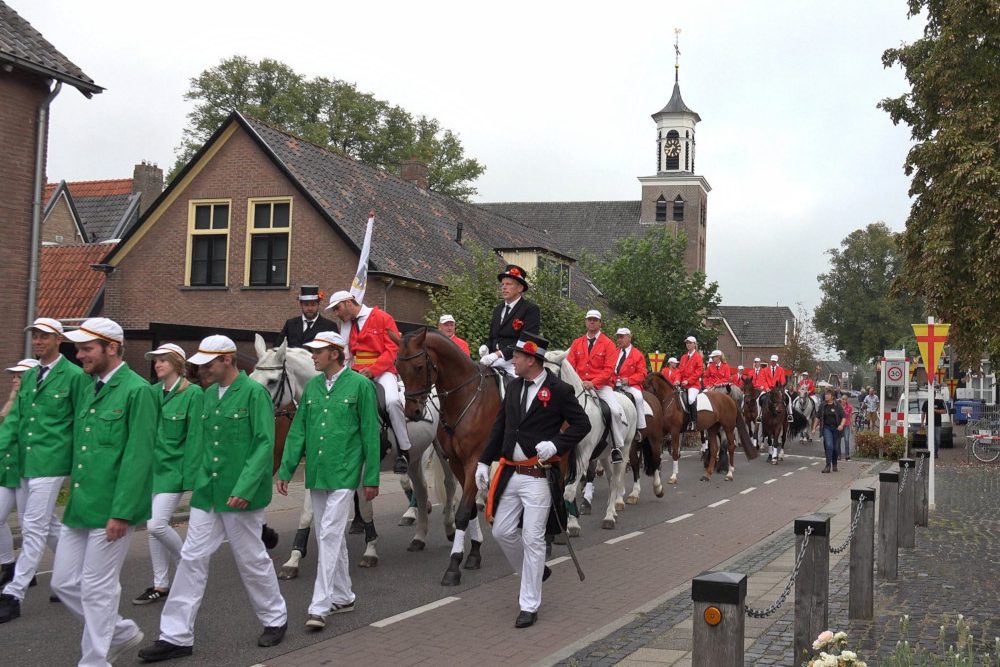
<box><xmin>537</xmin><ymin>386</ymin><xmax>551</xmax><ymax>407</ymax></box>
<box><xmin>522</xmin><ymin>341</ymin><xmax>538</xmax><ymax>355</ymax></box>
<box><xmin>508</xmin><ymin>267</ymin><xmax>522</xmax><ymax>277</ymax></box>
<box><xmin>512</xmin><ymin>318</ymin><xmax>524</xmax><ymax>331</ymax></box>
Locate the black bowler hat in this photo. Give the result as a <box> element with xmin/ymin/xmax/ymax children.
<box><xmin>513</xmin><ymin>331</ymin><xmax>548</xmax><ymax>362</ymax></box>
<box><xmin>298</xmin><ymin>285</ymin><xmax>321</xmax><ymax>302</ymax></box>
<box><xmin>497</xmin><ymin>264</ymin><xmax>529</xmax><ymax>291</ymax></box>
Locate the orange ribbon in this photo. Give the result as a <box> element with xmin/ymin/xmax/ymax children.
<box><xmin>484</xmin><ymin>454</ymin><xmax>560</xmax><ymax>523</ymax></box>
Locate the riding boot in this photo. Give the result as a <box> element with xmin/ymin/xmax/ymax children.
<box><xmin>394</xmin><ymin>448</ymin><xmax>410</xmax><ymax>475</ymax></box>
<box><xmin>0</xmin><ymin>561</ymin><xmax>13</xmax><ymax>588</ymax></box>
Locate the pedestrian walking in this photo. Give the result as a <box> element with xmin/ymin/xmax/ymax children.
<box><xmin>839</xmin><ymin>394</ymin><xmax>853</xmax><ymax>460</ymax></box>
<box><xmin>0</xmin><ymin>358</ymin><xmax>39</xmax><ymax>587</ymax></box>
<box><xmin>812</xmin><ymin>389</ymin><xmax>847</xmax><ymax>473</ymax></box>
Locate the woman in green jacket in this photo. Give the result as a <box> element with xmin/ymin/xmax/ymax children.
<box><xmin>132</xmin><ymin>344</ymin><xmax>203</xmax><ymax>605</ymax></box>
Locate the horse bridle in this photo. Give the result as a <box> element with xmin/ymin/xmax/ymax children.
<box><xmin>255</xmin><ymin>359</ymin><xmax>296</xmax><ymax>419</ymax></box>
<box><xmin>398</xmin><ymin>345</ymin><xmax>486</xmax><ymax>434</ymax></box>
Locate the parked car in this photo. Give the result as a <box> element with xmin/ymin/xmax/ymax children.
<box><xmin>906</xmin><ymin>392</ymin><xmax>954</xmax><ymax>448</ymax></box>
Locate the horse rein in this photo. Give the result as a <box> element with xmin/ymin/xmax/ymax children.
<box><xmin>398</xmin><ymin>345</ymin><xmax>486</xmax><ymax>434</ymax></box>
<box><xmin>255</xmin><ymin>359</ymin><xmax>297</xmax><ymax>418</ymax></box>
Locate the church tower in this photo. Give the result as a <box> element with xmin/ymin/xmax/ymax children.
<box><xmin>638</xmin><ymin>30</ymin><xmax>711</xmax><ymax>275</ymax></box>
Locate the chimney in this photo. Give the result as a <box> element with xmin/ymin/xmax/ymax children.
<box><xmin>399</xmin><ymin>158</ymin><xmax>429</xmax><ymax>190</ymax></box>
<box><xmin>132</xmin><ymin>161</ymin><xmax>164</xmax><ymax>216</ymax></box>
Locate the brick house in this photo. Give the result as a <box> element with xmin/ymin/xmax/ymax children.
<box><xmin>98</xmin><ymin>111</ymin><xmax>576</xmax><ymax>371</ymax></box>
<box><xmin>0</xmin><ymin>1</ymin><xmax>101</xmax><ymax>391</ymax></box>
<box><xmin>710</xmin><ymin>305</ymin><xmax>795</xmax><ymax>370</ymax></box>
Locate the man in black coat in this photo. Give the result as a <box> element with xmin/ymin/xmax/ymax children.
<box><xmin>276</xmin><ymin>285</ymin><xmax>339</xmax><ymax>348</ymax></box>
<box><xmin>476</xmin><ymin>331</ymin><xmax>590</xmax><ymax>629</ymax></box>
<box><xmin>479</xmin><ymin>264</ymin><xmax>541</xmax><ymax>376</ymax></box>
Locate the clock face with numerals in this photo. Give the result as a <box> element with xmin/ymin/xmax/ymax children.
<box><xmin>663</xmin><ymin>139</ymin><xmax>681</xmax><ymax>157</ymax></box>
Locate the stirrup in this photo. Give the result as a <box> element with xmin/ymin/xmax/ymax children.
<box><xmin>611</xmin><ymin>447</ymin><xmax>624</xmax><ymax>464</ymax></box>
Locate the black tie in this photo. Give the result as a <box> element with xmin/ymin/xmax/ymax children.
<box><xmin>502</xmin><ymin>305</ymin><xmax>510</xmax><ymax>323</ymax></box>
<box><xmin>304</xmin><ymin>318</ymin><xmax>315</xmax><ymax>333</ymax></box>
<box><xmin>95</xmin><ymin>380</ymin><xmax>105</xmax><ymax>395</ymax></box>
<box><xmin>352</xmin><ymin>317</ymin><xmax>360</xmax><ymax>333</ymax></box>
<box><xmin>36</xmin><ymin>366</ymin><xmax>48</xmax><ymax>386</ymax></box>
<box><xmin>519</xmin><ymin>380</ymin><xmax>530</xmax><ymax>417</ymax></box>
<box><xmin>587</xmin><ymin>337</ymin><xmax>596</xmax><ymax>353</ymax></box>
<box><xmin>615</xmin><ymin>350</ymin><xmax>626</xmax><ymax>374</ymax></box>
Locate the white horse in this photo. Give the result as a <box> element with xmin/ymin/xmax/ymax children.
<box><xmin>249</xmin><ymin>334</ymin><xmax>456</xmax><ymax>579</ymax></box>
<box><xmin>793</xmin><ymin>387</ymin><xmax>820</xmax><ymax>443</ymax></box>
<box><xmin>543</xmin><ymin>350</ymin><xmax>637</xmax><ymax>533</ymax></box>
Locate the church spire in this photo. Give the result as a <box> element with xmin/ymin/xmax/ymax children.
<box><xmin>653</xmin><ymin>28</ymin><xmax>700</xmax><ymax>122</ymax></box>
<box><xmin>674</xmin><ymin>27</ymin><xmax>681</xmax><ymax>84</ymax></box>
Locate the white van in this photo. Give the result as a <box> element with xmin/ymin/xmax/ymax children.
<box><xmin>903</xmin><ymin>389</ymin><xmax>953</xmax><ymax>448</ymax></box>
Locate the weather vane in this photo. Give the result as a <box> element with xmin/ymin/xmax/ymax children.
<box><xmin>674</xmin><ymin>28</ymin><xmax>682</xmax><ymax>83</ymax></box>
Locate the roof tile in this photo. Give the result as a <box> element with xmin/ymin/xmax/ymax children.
<box><xmin>38</xmin><ymin>242</ymin><xmax>115</xmax><ymax>319</ymax></box>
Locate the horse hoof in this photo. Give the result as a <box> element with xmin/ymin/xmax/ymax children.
<box><xmin>654</xmin><ymin>486</ymin><xmax>664</xmax><ymax>498</ymax></box>
<box><xmin>614</xmin><ymin>500</ymin><xmax>625</xmax><ymax>512</ymax></box>
<box><xmin>398</xmin><ymin>516</ymin><xmax>416</xmax><ymax>527</ymax></box>
<box><xmin>441</xmin><ymin>571</ymin><xmax>462</xmax><ymax>586</ymax></box>
<box><xmin>426</xmin><ymin>502</ymin><xmax>433</xmax><ymax>515</ymax></box>
<box><xmin>668</xmin><ymin>475</ymin><xmax>677</xmax><ymax>485</ymax></box>
<box><xmin>463</xmin><ymin>554</ymin><xmax>482</xmax><ymax>570</ymax></box>
<box><xmin>349</xmin><ymin>522</ymin><xmax>364</xmax><ymax>535</ymax></box>
<box><xmin>601</xmin><ymin>519</ymin><xmax>615</xmax><ymax>530</ymax></box>
<box><xmin>568</xmin><ymin>525</ymin><xmax>581</xmax><ymax>537</ymax></box>
<box><xmin>700</xmin><ymin>475</ymin><xmax>710</xmax><ymax>482</ymax></box>
<box><xmin>552</xmin><ymin>532</ymin><xmax>567</xmax><ymax>545</ymax></box>
<box><xmin>407</xmin><ymin>539</ymin><xmax>425</xmax><ymax>552</ymax></box>
<box><xmin>625</xmin><ymin>496</ymin><xmax>639</xmax><ymax>505</ymax></box>
<box><xmin>595</xmin><ymin>463</ymin><xmax>605</xmax><ymax>477</ymax></box>
<box><xmin>725</xmin><ymin>473</ymin><xmax>734</xmax><ymax>481</ymax></box>
<box><xmin>277</xmin><ymin>566</ymin><xmax>299</xmax><ymax>580</ymax></box>
<box><xmin>778</xmin><ymin>457</ymin><xmax>784</xmax><ymax>462</ymax></box>
<box><xmin>580</xmin><ymin>499</ymin><xmax>592</xmax><ymax>515</ymax></box>
<box><xmin>358</xmin><ymin>555</ymin><xmax>378</xmax><ymax>568</ymax></box>
<box><xmin>446</xmin><ymin>532</ymin><xmax>456</xmax><ymax>543</ymax></box>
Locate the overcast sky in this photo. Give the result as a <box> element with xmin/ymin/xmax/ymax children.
<box><xmin>19</xmin><ymin>0</ymin><xmax>924</xmax><ymax>314</ymax></box>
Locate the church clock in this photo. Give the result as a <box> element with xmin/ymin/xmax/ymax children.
<box><xmin>663</xmin><ymin>139</ymin><xmax>681</xmax><ymax>157</ymax></box>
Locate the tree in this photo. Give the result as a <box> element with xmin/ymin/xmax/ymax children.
<box><xmin>814</xmin><ymin>223</ymin><xmax>924</xmax><ymax>363</ymax></box>
<box><xmin>783</xmin><ymin>304</ymin><xmax>821</xmax><ymax>375</ymax></box>
<box><xmin>581</xmin><ymin>226</ymin><xmax>721</xmax><ymax>355</ymax></box>
<box><xmin>879</xmin><ymin>0</ymin><xmax>1000</xmax><ymax>362</ymax></box>
<box><xmin>173</xmin><ymin>56</ymin><xmax>485</xmax><ymax>199</ymax></box>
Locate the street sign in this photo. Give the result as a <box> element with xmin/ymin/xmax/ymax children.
<box><xmin>884</xmin><ymin>360</ymin><xmax>905</xmax><ymax>387</ymax></box>
<box><xmin>648</xmin><ymin>351</ymin><xmax>665</xmax><ymax>374</ymax></box>
<box><xmin>912</xmin><ymin>322</ymin><xmax>950</xmax><ymax>373</ymax></box>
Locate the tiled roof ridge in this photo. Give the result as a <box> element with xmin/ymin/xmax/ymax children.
<box><xmin>479</xmin><ymin>200</ymin><xmax>640</xmax><ymax>206</ymax></box>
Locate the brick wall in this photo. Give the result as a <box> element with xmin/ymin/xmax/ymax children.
<box><xmin>0</xmin><ymin>70</ymin><xmax>49</xmax><ymax>394</ymax></box>
<box><xmin>714</xmin><ymin>329</ymin><xmax>785</xmax><ymax>369</ymax></box>
<box><xmin>42</xmin><ymin>194</ymin><xmax>83</xmax><ymax>243</ymax></box>
<box><xmin>639</xmin><ymin>182</ymin><xmax>706</xmax><ymax>275</ymax></box>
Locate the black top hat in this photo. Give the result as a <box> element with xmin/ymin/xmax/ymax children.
<box><xmin>512</xmin><ymin>331</ymin><xmax>548</xmax><ymax>361</ymax></box>
<box><xmin>298</xmin><ymin>285</ymin><xmax>321</xmax><ymax>302</ymax></box>
<box><xmin>497</xmin><ymin>264</ymin><xmax>529</xmax><ymax>291</ymax></box>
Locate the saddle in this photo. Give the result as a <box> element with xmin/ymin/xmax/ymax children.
<box><xmin>368</xmin><ymin>380</ymin><xmax>393</xmax><ymax>460</ymax></box>
<box><xmin>613</xmin><ymin>386</ymin><xmax>654</xmax><ymax>417</ymax></box>
<box><xmin>489</xmin><ymin>368</ymin><xmax>515</xmax><ymax>401</ymax></box>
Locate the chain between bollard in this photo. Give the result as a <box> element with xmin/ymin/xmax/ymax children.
<box><xmin>897</xmin><ymin>464</ymin><xmax>909</xmax><ymax>495</ymax></box>
<box><xmin>746</xmin><ymin>526</ymin><xmax>812</xmax><ymax>618</ymax></box>
<box><xmin>830</xmin><ymin>497</ymin><xmax>865</xmax><ymax>554</ymax></box>
<box><xmin>915</xmin><ymin>455</ymin><xmax>924</xmax><ymax>481</ymax></box>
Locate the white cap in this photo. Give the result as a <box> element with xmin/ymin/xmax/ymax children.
<box><xmin>325</xmin><ymin>290</ymin><xmax>354</xmax><ymax>310</ymax></box>
<box><xmin>24</xmin><ymin>317</ymin><xmax>64</xmax><ymax>336</ymax></box>
<box><xmin>802</xmin><ymin>371</ymin><xmax>809</xmax><ymax>376</ymax></box>
<box><xmin>64</xmin><ymin>317</ymin><xmax>124</xmax><ymax>344</ymax></box>
<box><xmin>753</xmin><ymin>357</ymin><xmax>761</xmax><ymax>363</ymax></box>
<box><xmin>585</xmin><ymin>309</ymin><xmax>602</xmax><ymax>320</ymax></box>
<box><xmin>303</xmin><ymin>331</ymin><xmax>347</xmax><ymax>350</ymax></box>
<box><xmin>5</xmin><ymin>358</ymin><xmax>40</xmax><ymax>373</ymax></box>
<box><xmin>187</xmin><ymin>335</ymin><xmax>238</xmax><ymax>365</ymax></box>
<box><xmin>737</xmin><ymin>365</ymin><xmax>744</xmax><ymax>370</ymax></box>
<box><xmin>145</xmin><ymin>343</ymin><xmax>187</xmax><ymax>362</ymax></box>
<box><xmin>667</xmin><ymin>357</ymin><xmax>678</xmax><ymax>364</ymax></box>
<box><xmin>685</xmin><ymin>336</ymin><xmax>697</xmax><ymax>343</ymax></box>
<box><xmin>615</xmin><ymin>327</ymin><xmax>631</xmax><ymax>336</ymax></box>
<box><xmin>708</xmin><ymin>349</ymin><xmax>722</xmax><ymax>358</ymax></box>
<box><xmin>438</xmin><ymin>314</ymin><xmax>456</xmax><ymax>325</ymax></box>
<box><xmin>770</xmin><ymin>354</ymin><xmax>779</xmax><ymax>362</ymax></box>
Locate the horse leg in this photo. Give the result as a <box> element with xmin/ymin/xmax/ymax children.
<box><xmin>725</xmin><ymin>426</ymin><xmax>737</xmax><ymax>481</ymax></box>
<box><xmin>626</xmin><ymin>445</ymin><xmax>641</xmax><ymax>505</ymax></box>
<box><xmin>442</xmin><ymin>462</ymin><xmax>476</xmax><ymax>586</ymax></box>
<box><xmin>278</xmin><ymin>490</ymin><xmax>313</xmax><ymax>580</ymax></box>
<box><xmin>600</xmin><ymin>454</ymin><xmax>618</xmax><ymax>530</ymax></box>
<box><xmin>668</xmin><ymin>427</ymin><xmax>681</xmax><ymax>484</ymax></box>
<box><xmin>407</xmin><ymin>448</ymin><xmax>430</xmax><ymax>552</ymax></box>
<box><xmin>463</xmin><ymin>510</ymin><xmax>483</xmax><ymax>570</ymax></box>
<box><xmin>399</xmin><ymin>472</ymin><xmax>418</xmax><ymax>526</ymax></box>
<box><xmin>701</xmin><ymin>427</ymin><xmax>719</xmax><ymax>481</ymax></box>
<box><xmin>349</xmin><ymin>491</ymin><xmax>364</xmax><ymax>534</ymax></box>
<box><xmin>580</xmin><ymin>459</ymin><xmax>597</xmax><ymax>515</ymax></box>
<box><xmin>357</xmin><ymin>490</ymin><xmax>379</xmax><ymax>568</ymax></box>
<box><xmin>563</xmin><ymin>464</ymin><xmax>584</xmax><ymax>537</ymax></box>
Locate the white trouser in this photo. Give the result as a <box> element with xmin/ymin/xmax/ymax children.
<box><xmin>51</xmin><ymin>525</ymin><xmax>139</xmax><ymax>667</ymax></box>
<box><xmin>492</xmin><ymin>472</ymin><xmax>550</xmax><ymax>613</ymax></box>
<box><xmin>160</xmin><ymin>508</ymin><xmax>287</xmax><ymax>646</ymax></box>
<box><xmin>595</xmin><ymin>385</ymin><xmax>625</xmax><ymax>448</ymax></box>
<box><xmin>375</xmin><ymin>372</ymin><xmax>412</xmax><ymax>451</ymax></box>
<box><xmin>0</xmin><ymin>485</ymin><xmax>25</xmax><ymax>565</ymax></box>
<box><xmin>622</xmin><ymin>386</ymin><xmax>647</xmax><ymax>430</ymax></box>
<box><xmin>4</xmin><ymin>476</ymin><xmax>64</xmax><ymax>599</ymax></box>
<box><xmin>687</xmin><ymin>387</ymin><xmax>699</xmax><ymax>405</ymax></box>
<box><xmin>309</xmin><ymin>489</ymin><xmax>355</xmax><ymax>615</ymax></box>
<box><xmin>147</xmin><ymin>492</ymin><xmax>184</xmax><ymax>590</ymax></box>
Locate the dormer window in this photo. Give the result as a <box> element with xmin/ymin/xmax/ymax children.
<box><xmin>673</xmin><ymin>195</ymin><xmax>685</xmax><ymax>221</ymax></box>
<box><xmin>655</xmin><ymin>195</ymin><xmax>667</xmax><ymax>222</ymax></box>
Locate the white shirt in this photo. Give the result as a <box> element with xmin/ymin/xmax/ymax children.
<box><xmin>513</xmin><ymin>370</ymin><xmax>548</xmax><ymax>461</ymax></box>
<box><xmin>354</xmin><ymin>305</ymin><xmax>372</xmax><ymax>332</ymax></box>
<box><xmin>164</xmin><ymin>377</ymin><xmax>181</xmax><ymax>394</ymax></box>
<box><xmin>616</xmin><ymin>345</ymin><xmax>631</xmax><ymax>370</ymax></box>
<box><xmin>36</xmin><ymin>354</ymin><xmax>63</xmax><ymax>383</ymax></box>
<box><xmin>501</xmin><ymin>297</ymin><xmax>521</xmax><ymax>320</ymax></box>
<box><xmin>97</xmin><ymin>361</ymin><xmax>124</xmax><ymax>386</ymax></box>
<box><xmin>302</xmin><ymin>316</ymin><xmax>318</xmax><ymax>330</ymax></box>
<box><xmin>325</xmin><ymin>366</ymin><xmax>346</xmax><ymax>392</ymax></box>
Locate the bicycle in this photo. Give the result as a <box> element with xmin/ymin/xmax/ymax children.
<box><xmin>970</xmin><ymin>433</ymin><xmax>1000</xmax><ymax>463</ymax></box>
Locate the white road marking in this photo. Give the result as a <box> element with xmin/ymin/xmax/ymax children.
<box><xmin>708</xmin><ymin>499</ymin><xmax>730</xmax><ymax>508</ymax></box>
<box><xmin>370</xmin><ymin>596</ymin><xmax>461</xmax><ymax>628</ymax></box>
<box><xmin>667</xmin><ymin>513</ymin><xmax>694</xmax><ymax>524</ymax></box>
<box><xmin>811</xmin><ymin>461</ymin><xmax>821</xmax><ymax>466</ymax></box>
<box><xmin>546</xmin><ymin>556</ymin><xmax>570</xmax><ymax>567</ymax></box>
<box><xmin>798</xmin><ymin>466</ymin><xmax>808</xmax><ymax>471</ymax></box>
<box><xmin>605</xmin><ymin>531</ymin><xmax>643</xmax><ymax>544</ymax></box>
<box><xmin>782</xmin><ymin>472</ymin><xmax>794</xmax><ymax>477</ymax></box>
<box><xmin>740</xmin><ymin>486</ymin><xmax>756</xmax><ymax>494</ymax></box>
<box><xmin>764</xmin><ymin>478</ymin><xmax>777</xmax><ymax>485</ymax></box>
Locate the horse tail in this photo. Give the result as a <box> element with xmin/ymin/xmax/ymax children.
<box><xmin>564</xmin><ymin>442</ymin><xmax>579</xmax><ymax>486</ymax></box>
<box><xmin>791</xmin><ymin>410</ymin><xmax>809</xmax><ymax>437</ymax></box>
<box><xmin>736</xmin><ymin>407</ymin><xmax>759</xmax><ymax>460</ymax></box>
<box><xmin>641</xmin><ymin>437</ymin><xmax>657</xmax><ymax>477</ymax></box>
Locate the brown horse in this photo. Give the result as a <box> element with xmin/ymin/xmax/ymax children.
<box><xmin>644</xmin><ymin>373</ymin><xmax>757</xmax><ymax>482</ymax></box>
<box><xmin>625</xmin><ymin>389</ymin><xmax>668</xmax><ymax>504</ymax></box>
<box><xmin>741</xmin><ymin>378</ymin><xmax>761</xmax><ymax>449</ymax></box>
<box><xmin>761</xmin><ymin>384</ymin><xmax>789</xmax><ymax>463</ymax></box>
<box><xmin>393</xmin><ymin>328</ymin><xmax>500</xmax><ymax>586</ymax></box>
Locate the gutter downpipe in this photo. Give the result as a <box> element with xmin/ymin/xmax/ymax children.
<box><xmin>25</xmin><ymin>80</ymin><xmax>62</xmax><ymax>356</ymax></box>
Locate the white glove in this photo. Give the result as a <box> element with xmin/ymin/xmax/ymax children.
<box><xmin>475</xmin><ymin>463</ymin><xmax>490</xmax><ymax>491</ymax></box>
<box><xmin>478</xmin><ymin>344</ymin><xmax>490</xmax><ymax>358</ymax></box>
<box><xmin>536</xmin><ymin>441</ymin><xmax>557</xmax><ymax>462</ymax></box>
<box><xmin>489</xmin><ymin>352</ymin><xmax>506</xmax><ymax>367</ymax></box>
<box><xmin>479</xmin><ymin>355</ymin><xmax>493</xmax><ymax>366</ymax></box>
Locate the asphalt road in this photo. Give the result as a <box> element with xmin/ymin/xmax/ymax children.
<box><xmin>0</xmin><ymin>439</ymin><xmax>833</xmax><ymax>666</ymax></box>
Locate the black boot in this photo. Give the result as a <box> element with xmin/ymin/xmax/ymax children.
<box><xmin>394</xmin><ymin>449</ymin><xmax>410</xmax><ymax>475</ymax></box>
<box><xmin>260</xmin><ymin>524</ymin><xmax>279</xmax><ymax>550</ymax></box>
<box><xmin>0</xmin><ymin>562</ymin><xmax>13</xmax><ymax>588</ymax></box>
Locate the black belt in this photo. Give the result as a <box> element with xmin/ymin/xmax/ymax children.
<box><xmin>512</xmin><ymin>464</ymin><xmax>546</xmax><ymax>478</ymax></box>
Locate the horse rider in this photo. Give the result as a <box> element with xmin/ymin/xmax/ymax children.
<box><xmin>475</xmin><ymin>331</ymin><xmax>590</xmax><ymax>629</ymax></box>
<box><xmin>324</xmin><ymin>290</ymin><xmax>412</xmax><ymax>475</ymax></box>
<box><xmin>702</xmin><ymin>350</ymin><xmax>731</xmax><ymax>390</ymax></box>
<box><xmin>49</xmin><ymin>318</ymin><xmax>155</xmax><ymax>665</ymax></box>
<box><xmin>132</xmin><ymin>344</ymin><xmax>203</xmax><ymax>607</ymax></box>
<box><xmin>568</xmin><ymin>310</ymin><xmax>626</xmax><ymax>464</ymax></box>
<box><xmin>0</xmin><ymin>318</ymin><xmax>91</xmax><ymax>625</ymax></box>
<box><xmin>140</xmin><ymin>335</ymin><xmax>287</xmax><ymax>662</ymax></box>
<box><xmin>677</xmin><ymin>336</ymin><xmax>704</xmax><ymax>431</ymax></box>
<box><xmin>480</xmin><ymin>264</ymin><xmax>541</xmax><ymax>377</ymax></box>
<box><xmin>733</xmin><ymin>364</ymin><xmax>746</xmax><ymax>385</ymax></box>
<box><xmin>756</xmin><ymin>354</ymin><xmax>794</xmax><ymax>422</ymax></box>
<box><xmin>276</xmin><ymin>285</ymin><xmax>339</xmax><ymax>348</ymax></box>
<box><xmin>611</xmin><ymin>327</ymin><xmax>648</xmax><ymax>440</ymax></box>
<box><xmin>437</xmin><ymin>314</ymin><xmax>470</xmax><ymax>356</ymax></box>
<box><xmin>749</xmin><ymin>357</ymin><xmax>767</xmax><ymax>391</ymax></box>
<box><xmin>277</xmin><ymin>331</ymin><xmax>380</xmax><ymax>631</ymax></box>
<box><xmin>798</xmin><ymin>371</ymin><xmax>816</xmax><ymax>396</ymax></box>
<box><xmin>662</xmin><ymin>357</ymin><xmax>681</xmax><ymax>384</ymax></box>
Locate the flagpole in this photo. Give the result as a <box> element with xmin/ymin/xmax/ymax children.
<box><xmin>927</xmin><ymin>316</ymin><xmax>935</xmax><ymax>510</ymax></box>
<box><xmin>342</xmin><ymin>209</ymin><xmax>375</xmax><ymax>358</ymax></box>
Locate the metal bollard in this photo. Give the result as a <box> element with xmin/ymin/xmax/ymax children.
<box><xmin>691</xmin><ymin>571</ymin><xmax>747</xmax><ymax>667</ymax></box>
<box><xmin>912</xmin><ymin>448</ymin><xmax>929</xmax><ymax>526</ymax></box>
<box><xmin>849</xmin><ymin>487</ymin><xmax>876</xmax><ymax>620</ymax></box>
<box><xmin>794</xmin><ymin>514</ymin><xmax>831</xmax><ymax>663</ymax></box>
<box><xmin>877</xmin><ymin>469</ymin><xmax>899</xmax><ymax>580</ymax></box>
<box><xmin>898</xmin><ymin>458</ymin><xmax>916</xmax><ymax>548</ymax></box>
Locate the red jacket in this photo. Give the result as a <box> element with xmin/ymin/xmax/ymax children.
<box><xmin>612</xmin><ymin>346</ymin><xmax>647</xmax><ymax>389</ymax></box>
<box><xmin>798</xmin><ymin>378</ymin><xmax>815</xmax><ymax>395</ymax></box>
<box><xmin>677</xmin><ymin>350</ymin><xmax>704</xmax><ymax>388</ymax></box>
<box><xmin>448</xmin><ymin>334</ymin><xmax>470</xmax><ymax>356</ymax></box>
<box><xmin>703</xmin><ymin>362</ymin><xmax>732</xmax><ymax>388</ymax></box>
<box><xmin>760</xmin><ymin>364</ymin><xmax>788</xmax><ymax>390</ymax></box>
<box><xmin>568</xmin><ymin>333</ymin><xmax>617</xmax><ymax>389</ymax></box>
<box><xmin>749</xmin><ymin>366</ymin><xmax>767</xmax><ymax>390</ymax></box>
<box><xmin>349</xmin><ymin>306</ymin><xmax>400</xmax><ymax>376</ymax></box>
<box><xmin>732</xmin><ymin>369</ymin><xmax>746</xmax><ymax>384</ymax></box>
<box><xmin>662</xmin><ymin>366</ymin><xmax>681</xmax><ymax>384</ymax></box>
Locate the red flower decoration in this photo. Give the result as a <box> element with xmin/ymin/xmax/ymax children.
<box><xmin>318</xmin><ymin>290</ymin><xmax>326</xmax><ymax>300</ymax></box>
<box><xmin>522</xmin><ymin>341</ymin><xmax>538</xmax><ymax>354</ymax></box>
<box><xmin>537</xmin><ymin>387</ymin><xmax>551</xmax><ymax>407</ymax></box>
<box><xmin>512</xmin><ymin>318</ymin><xmax>524</xmax><ymax>331</ymax></box>
<box><xmin>508</xmin><ymin>267</ymin><xmax>522</xmax><ymax>277</ymax></box>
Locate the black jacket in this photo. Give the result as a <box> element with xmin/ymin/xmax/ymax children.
<box><xmin>485</xmin><ymin>298</ymin><xmax>541</xmax><ymax>360</ymax></box>
<box><xmin>277</xmin><ymin>314</ymin><xmax>339</xmax><ymax>348</ymax></box>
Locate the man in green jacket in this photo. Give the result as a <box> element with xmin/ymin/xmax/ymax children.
<box><xmin>139</xmin><ymin>335</ymin><xmax>287</xmax><ymax>663</ymax></box>
<box><xmin>50</xmin><ymin>317</ymin><xmax>155</xmax><ymax>665</ymax></box>
<box><xmin>0</xmin><ymin>317</ymin><xmax>91</xmax><ymax>623</ymax></box>
<box><xmin>277</xmin><ymin>331</ymin><xmax>380</xmax><ymax>631</ymax></box>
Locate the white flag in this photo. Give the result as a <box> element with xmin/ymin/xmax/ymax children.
<box><xmin>351</xmin><ymin>210</ymin><xmax>374</xmax><ymax>304</ymax></box>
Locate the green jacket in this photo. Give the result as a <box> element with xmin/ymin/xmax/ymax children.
<box><xmin>152</xmin><ymin>378</ymin><xmax>204</xmax><ymax>494</ymax></box>
<box><xmin>190</xmin><ymin>371</ymin><xmax>274</xmax><ymax>512</ymax></box>
<box><xmin>63</xmin><ymin>363</ymin><xmax>155</xmax><ymax>529</ymax></box>
<box><xmin>0</xmin><ymin>356</ymin><xmax>89</xmax><ymax>487</ymax></box>
<box><xmin>279</xmin><ymin>369</ymin><xmax>380</xmax><ymax>490</ymax></box>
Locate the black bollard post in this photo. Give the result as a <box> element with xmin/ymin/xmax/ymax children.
<box><xmin>877</xmin><ymin>469</ymin><xmax>899</xmax><ymax>580</ymax></box>
<box><xmin>849</xmin><ymin>487</ymin><xmax>876</xmax><ymax>620</ymax></box>
<box><xmin>912</xmin><ymin>448</ymin><xmax>930</xmax><ymax>527</ymax></box>
<box><xmin>898</xmin><ymin>458</ymin><xmax>916</xmax><ymax>548</ymax></box>
<box><xmin>793</xmin><ymin>514</ymin><xmax>831</xmax><ymax>663</ymax></box>
<box><xmin>691</xmin><ymin>571</ymin><xmax>747</xmax><ymax>667</ymax></box>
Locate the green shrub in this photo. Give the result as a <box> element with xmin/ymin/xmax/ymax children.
<box><xmin>854</xmin><ymin>432</ymin><xmax>907</xmax><ymax>460</ymax></box>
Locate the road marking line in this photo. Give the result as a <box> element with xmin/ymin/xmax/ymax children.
<box><xmin>667</xmin><ymin>513</ymin><xmax>694</xmax><ymax>524</ymax></box>
<box><xmin>740</xmin><ymin>486</ymin><xmax>756</xmax><ymax>494</ymax></box>
<box><xmin>708</xmin><ymin>499</ymin><xmax>730</xmax><ymax>508</ymax></box>
<box><xmin>798</xmin><ymin>466</ymin><xmax>808</xmax><ymax>471</ymax></box>
<box><xmin>811</xmin><ymin>461</ymin><xmax>821</xmax><ymax>466</ymax></box>
<box><xmin>546</xmin><ymin>556</ymin><xmax>570</xmax><ymax>567</ymax></box>
<box><xmin>370</xmin><ymin>596</ymin><xmax>461</xmax><ymax>628</ymax></box>
<box><xmin>782</xmin><ymin>472</ymin><xmax>794</xmax><ymax>477</ymax></box>
<box><xmin>764</xmin><ymin>478</ymin><xmax>777</xmax><ymax>485</ymax></box>
<box><xmin>605</xmin><ymin>531</ymin><xmax>643</xmax><ymax>544</ymax></box>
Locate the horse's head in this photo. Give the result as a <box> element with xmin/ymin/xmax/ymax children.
<box><xmin>395</xmin><ymin>328</ymin><xmax>435</xmax><ymax>420</ymax></box>
<box><xmin>249</xmin><ymin>333</ymin><xmax>316</xmax><ymax>407</ymax></box>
